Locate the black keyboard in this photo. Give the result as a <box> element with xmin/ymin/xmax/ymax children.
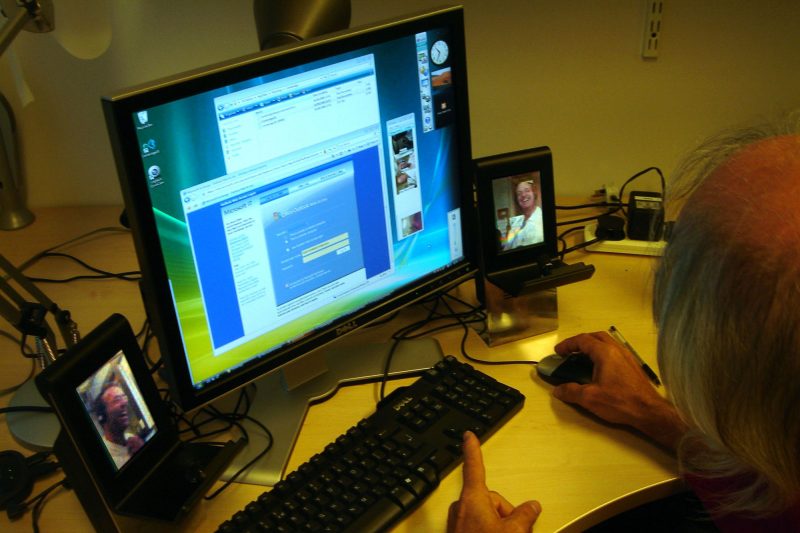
<box><xmin>217</xmin><ymin>355</ymin><xmax>525</xmax><ymax>533</ymax></box>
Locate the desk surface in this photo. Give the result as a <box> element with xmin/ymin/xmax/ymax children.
<box><xmin>0</xmin><ymin>206</ymin><xmax>678</xmax><ymax>532</ymax></box>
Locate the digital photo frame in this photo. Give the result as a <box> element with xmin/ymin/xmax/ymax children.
<box><xmin>474</xmin><ymin>146</ymin><xmax>594</xmax><ymax>297</ymax></box>
<box><xmin>35</xmin><ymin>314</ymin><xmax>243</xmax><ymax>531</ymax></box>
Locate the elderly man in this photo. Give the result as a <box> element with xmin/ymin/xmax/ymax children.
<box><xmin>448</xmin><ymin>114</ymin><xmax>800</xmax><ymax>532</ymax></box>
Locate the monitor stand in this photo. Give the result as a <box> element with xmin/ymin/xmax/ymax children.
<box><xmin>215</xmin><ymin>337</ymin><xmax>443</xmax><ymax>486</ymax></box>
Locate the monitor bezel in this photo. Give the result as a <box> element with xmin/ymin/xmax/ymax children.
<box><xmin>102</xmin><ymin>5</ymin><xmax>475</xmax><ymax>411</ymax></box>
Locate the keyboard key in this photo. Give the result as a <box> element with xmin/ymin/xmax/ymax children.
<box><xmin>388</xmin><ymin>486</ymin><xmax>418</xmax><ymax>509</ymax></box>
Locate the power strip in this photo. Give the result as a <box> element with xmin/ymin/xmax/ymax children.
<box><xmin>583</xmin><ymin>222</ymin><xmax>666</xmax><ymax>256</ymax></box>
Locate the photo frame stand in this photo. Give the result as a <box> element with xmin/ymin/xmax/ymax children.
<box><xmin>34</xmin><ymin>314</ymin><xmax>245</xmax><ymax>532</ymax></box>
<box><xmin>473</xmin><ymin>276</ymin><xmax>558</xmax><ymax>346</ymax></box>
<box><xmin>471</xmin><ymin>145</ymin><xmax>596</xmax><ymax>346</ymax></box>
<box><xmin>55</xmin><ymin>430</ymin><xmax>243</xmax><ymax>532</ymax></box>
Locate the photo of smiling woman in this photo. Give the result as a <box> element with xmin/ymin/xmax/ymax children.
<box><xmin>497</xmin><ymin>172</ymin><xmax>544</xmax><ymax>251</ymax></box>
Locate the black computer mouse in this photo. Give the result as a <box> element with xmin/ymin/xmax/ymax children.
<box><xmin>536</xmin><ymin>352</ymin><xmax>594</xmax><ymax>385</ymax></box>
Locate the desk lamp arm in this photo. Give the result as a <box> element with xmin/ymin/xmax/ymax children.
<box><xmin>0</xmin><ymin>0</ymin><xmax>54</xmax><ymax>56</ymax></box>
<box><xmin>0</xmin><ymin>253</ymin><xmax>78</xmax><ymax>366</ymax></box>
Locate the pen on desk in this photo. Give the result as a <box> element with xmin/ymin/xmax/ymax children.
<box><xmin>608</xmin><ymin>325</ymin><xmax>661</xmax><ymax>386</ymax></box>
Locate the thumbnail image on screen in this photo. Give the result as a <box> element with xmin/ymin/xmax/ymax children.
<box><xmin>77</xmin><ymin>351</ymin><xmax>157</xmax><ymax>471</ymax></box>
<box><xmin>492</xmin><ymin>171</ymin><xmax>544</xmax><ymax>252</ymax></box>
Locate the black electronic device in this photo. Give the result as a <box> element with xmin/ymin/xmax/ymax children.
<box><xmin>474</xmin><ymin>146</ymin><xmax>595</xmax><ymax>297</ymax></box>
<box><xmin>0</xmin><ymin>450</ymin><xmax>58</xmax><ymax>513</ymax></box>
<box><xmin>35</xmin><ymin>314</ymin><xmax>243</xmax><ymax>531</ymax></box>
<box><xmin>627</xmin><ymin>191</ymin><xmax>664</xmax><ymax>241</ymax></box>
<box><xmin>102</xmin><ymin>6</ymin><xmax>475</xmax><ymax>485</ymax></box>
<box><xmin>594</xmin><ymin>214</ymin><xmax>626</xmax><ymax>241</ymax></box>
<box><xmin>217</xmin><ymin>355</ymin><xmax>525</xmax><ymax>532</ymax></box>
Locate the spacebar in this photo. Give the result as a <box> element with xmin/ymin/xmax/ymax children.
<box><xmin>346</xmin><ymin>497</ymin><xmax>405</xmax><ymax>533</ymax></box>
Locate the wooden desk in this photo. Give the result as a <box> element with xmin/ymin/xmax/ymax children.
<box><xmin>0</xmin><ymin>206</ymin><xmax>679</xmax><ymax>532</ymax></box>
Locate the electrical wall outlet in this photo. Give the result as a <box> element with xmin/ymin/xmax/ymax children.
<box><xmin>603</xmin><ymin>183</ymin><xmax>620</xmax><ymax>204</ymax></box>
<box><xmin>642</xmin><ymin>0</ymin><xmax>664</xmax><ymax>59</ymax></box>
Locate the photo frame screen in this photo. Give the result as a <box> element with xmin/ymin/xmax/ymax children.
<box><xmin>491</xmin><ymin>171</ymin><xmax>545</xmax><ymax>253</ymax></box>
<box><xmin>77</xmin><ymin>351</ymin><xmax>158</xmax><ymax>472</ymax></box>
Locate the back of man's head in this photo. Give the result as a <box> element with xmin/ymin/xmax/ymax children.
<box><xmin>653</xmin><ymin>112</ymin><xmax>800</xmax><ymax>517</ymax></box>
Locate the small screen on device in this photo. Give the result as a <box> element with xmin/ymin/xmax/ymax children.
<box><xmin>491</xmin><ymin>171</ymin><xmax>544</xmax><ymax>252</ymax></box>
<box><xmin>77</xmin><ymin>351</ymin><xmax>158</xmax><ymax>471</ymax></box>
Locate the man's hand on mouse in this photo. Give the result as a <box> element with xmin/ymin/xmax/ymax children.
<box><xmin>447</xmin><ymin>431</ymin><xmax>541</xmax><ymax>533</ymax></box>
<box><xmin>551</xmin><ymin>332</ymin><xmax>688</xmax><ymax>451</ymax></box>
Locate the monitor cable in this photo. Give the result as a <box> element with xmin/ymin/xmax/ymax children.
<box><xmin>22</xmin><ymin>251</ymin><xmax>141</xmax><ymax>284</ymax></box>
<box><xmin>377</xmin><ymin>279</ymin><xmax>487</xmax><ymax>402</ymax></box>
<box><xmin>438</xmin><ymin>291</ymin><xmax>540</xmax><ymax>368</ymax></box>
<box><xmin>14</xmin><ymin>226</ymin><xmax>131</xmax><ymax>274</ymax></box>
<box><xmin>0</xmin><ymin>329</ymin><xmax>36</xmax><ymax>395</ymax></box>
<box><xmin>165</xmin><ymin>384</ymin><xmax>274</xmax><ymax>501</ymax></box>
<box><xmin>377</xmin><ymin>282</ymin><xmax>541</xmax><ymax>404</ymax></box>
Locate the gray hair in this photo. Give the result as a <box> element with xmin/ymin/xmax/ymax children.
<box><xmin>653</xmin><ymin>110</ymin><xmax>800</xmax><ymax>516</ymax></box>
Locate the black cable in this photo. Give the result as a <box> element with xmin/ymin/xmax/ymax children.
<box><xmin>617</xmin><ymin>166</ymin><xmax>666</xmax><ymax>218</ymax></box>
<box><xmin>30</xmin><ymin>478</ymin><xmax>66</xmax><ymax>533</ymax></box>
<box><xmin>200</xmin><ymin>386</ymin><xmax>274</xmax><ymax>500</ymax></box>
<box><xmin>560</xmin><ymin>238</ymin><xmax>601</xmax><ymax>258</ymax></box>
<box><xmin>556</xmin><ymin>208</ymin><xmax>620</xmax><ymax>227</ymax></box>
<box><xmin>18</xmin><ymin>334</ymin><xmax>40</xmax><ymax>359</ymax></box>
<box><xmin>556</xmin><ymin>225</ymin><xmax>602</xmax><ymax>258</ymax></box>
<box><xmin>555</xmin><ymin>201</ymin><xmax>623</xmax><ymax>210</ymax></box>
<box><xmin>376</xmin><ymin>283</ymin><xmax>539</xmax><ymax>399</ymax></box>
<box><xmin>16</xmin><ymin>226</ymin><xmax>130</xmax><ymax>273</ymax></box>
<box><xmin>0</xmin><ymin>330</ymin><xmax>36</xmax><ymax>395</ymax></box>
<box><xmin>438</xmin><ymin>292</ymin><xmax>539</xmax><ymax>367</ymax></box>
<box><xmin>137</xmin><ymin>321</ymin><xmax>162</xmax><ymax>374</ymax></box>
<box><xmin>378</xmin><ymin>299</ymin><xmax>443</xmax><ymax>402</ymax></box>
<box><xmin>378</xmin><ymin>338</ymin><xmax>404</xmax><ymax>402</ymax></box>
<box><xmin>24</xmin><ymin>251</ymin><xmax>141</xmax><ymax>283</ymax></box>
<box><xmin>134</xmin><ymin>317</ymin><xmax>149</xmax><ymax>339</ymax></box>
<box><xmin>1</xmin><ymin>329</ymin><xmax>36</xmax><ymax>359</ymax></box>
<box><xmin>558</xmin><ymin>226</ymin><xmax>585</xmax><ymax>253</ymax></box>
<box><xmin>204</xmin><ymin>414</ymin><xmax>272</xmax><ymax>500</ymax></box>
<box><xmin>558</xmin><ymin>226</ymin><xmax>586</xmax><ymax>241</ymax></box>
<box><xmin>182</xmin><ymin>389</ymin><xmax>252</xmax><ymax>441</ymax></box>
<box><xmin>554</xmin><ymin>167</ymin><xmax>665</xmax><ymax>228</ymax></box>
<box><xmin>163</xmin><ymin>384</ymin><xmax>272</xmax><ymax>500</ymax></box>
<box><xmin>6</xmin><ymin>477</ymin><xmax>67</xmax><ymax>531</ymax></box>
<box><xmin>376</xmin><ymin>279</ymin><xmax>485</xmax><ymax>402</ymax></box>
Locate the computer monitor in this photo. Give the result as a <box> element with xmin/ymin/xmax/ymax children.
<box><xmin>102</xmin><ymin>5</ymin><xmax>475</xmax><ymax>485</ymax></box>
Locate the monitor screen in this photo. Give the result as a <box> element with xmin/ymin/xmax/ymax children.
<box><xmin>103</xmin><ymin>6</ymin><xmax>475</xmax><ymax>479</ymax></box>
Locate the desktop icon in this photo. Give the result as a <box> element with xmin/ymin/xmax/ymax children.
<box><xmin>137</xmin><ymin>111</ymin><xmax>149</xmax><ymax>125</ymax></box>
<box><xmin>147</xmin><ymin>165</ymin><xmax>161</xmax><ymax>181</ymax></box>
<box><xmin>142</xmin><ymin>139</ymin><xmax>157</xmax><ymax>154</ymax></box>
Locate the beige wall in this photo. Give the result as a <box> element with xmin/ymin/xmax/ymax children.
<box><xmin>1</xmin><ymin>0</ymin><xmax>798</xmax><ymax>207</ymax></box>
